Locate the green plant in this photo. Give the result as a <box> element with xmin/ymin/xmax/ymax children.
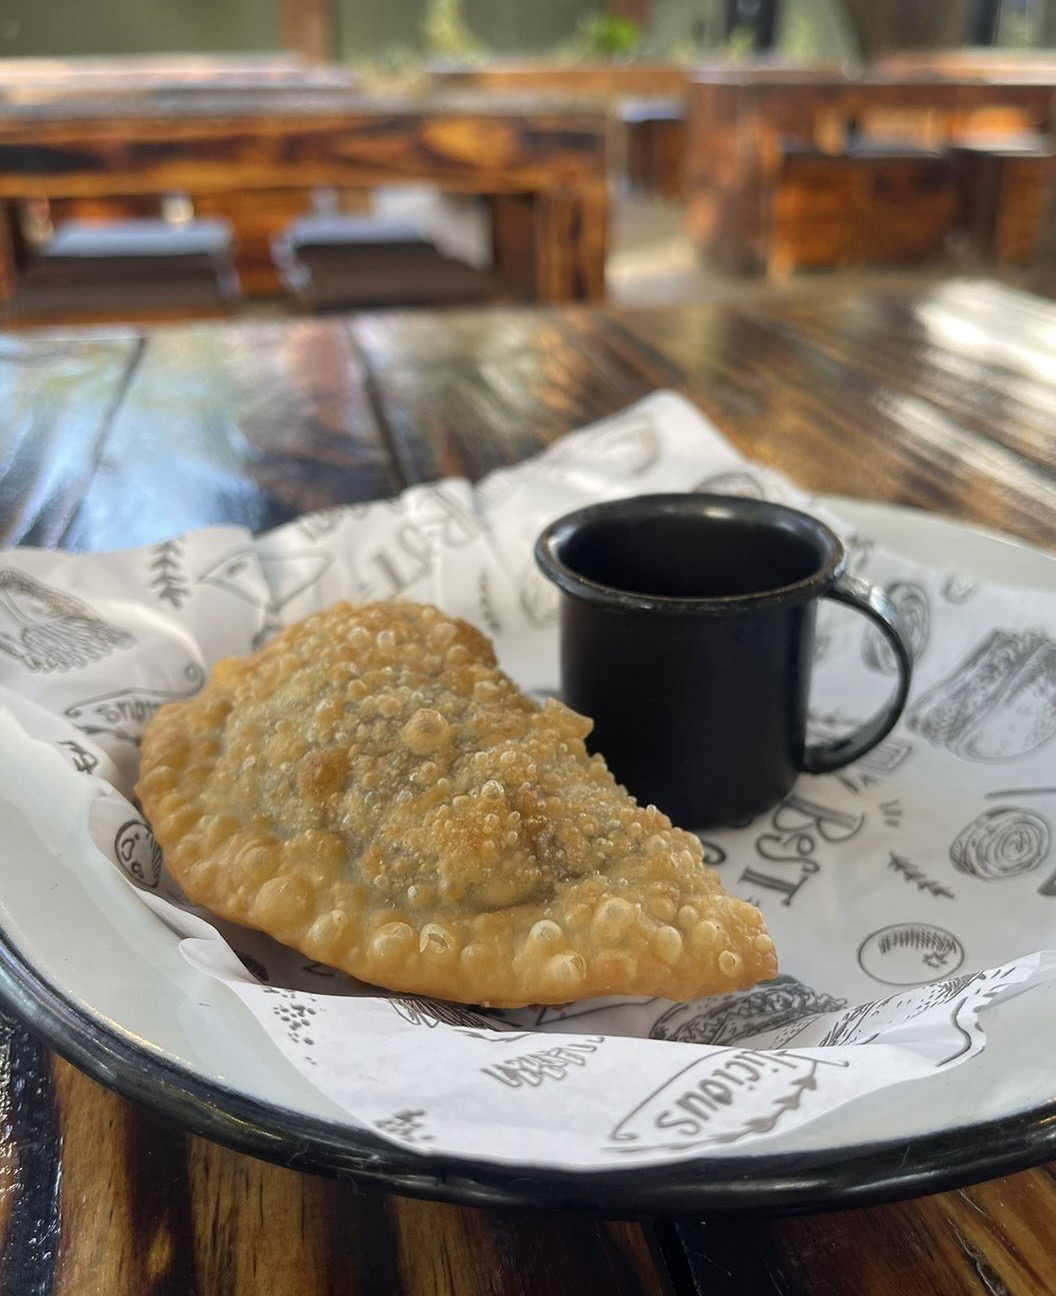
<box><xmin>575</xmin><ymin>12</ymin><xmax>641</xmax><ymax>60</ymax></box>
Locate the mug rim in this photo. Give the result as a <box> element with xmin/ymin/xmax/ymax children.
<box><xmin>534</xmin><ymin>492</ymin><xmax>847</xmax><ymax>615</ymax></box>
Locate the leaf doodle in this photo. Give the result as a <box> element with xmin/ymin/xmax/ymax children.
<box><xmin>888</xmin><ymin>852</ymin><xmax>956</xmax><ymax>899</ymax></box>
<box><xmin>148</xmin><ymin>539</ymin><xmax>190</xmax><ymax>609</ymax></box>
<box><xmin>477</xmin><ymin>570</ymin><xmax>501</xmax><ymax>635</ymax></box>
<box><xmin>707</xmin><ymin>1068</ymin><xmax>822</xmax><ymax>1144</ymax></box>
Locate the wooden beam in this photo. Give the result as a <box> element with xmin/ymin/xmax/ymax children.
<box><xmin>277</xmin><ymin>0</ymin><xmax>334</xmax><ymax>65</ymax></box>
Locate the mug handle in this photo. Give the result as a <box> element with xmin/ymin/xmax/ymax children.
<box><xmin>802</xmin><ymin>573</ymin><xmax>913</xmax><ymax>775</ymax></box>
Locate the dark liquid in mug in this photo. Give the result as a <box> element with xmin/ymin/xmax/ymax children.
<box><xmin>560</xmin><ymin>514</ymin><xmax>823</xmax><ymax>599</ymax></box>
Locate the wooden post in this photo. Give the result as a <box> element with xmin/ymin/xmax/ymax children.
<box><xmin>605</xmin><ymin>0</ymin><xmax>651</xmax><ymax>27</ymax></box>
<box><xmin>278</xmin><ymin>0</ymin><xmax>334</xmax><ymax>64</ymax></box>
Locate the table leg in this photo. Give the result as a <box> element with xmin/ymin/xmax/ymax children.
<box><xmin>490</xmin><ymin>185</ymin><xmax>608</xmax><ymax>304</ymax></box>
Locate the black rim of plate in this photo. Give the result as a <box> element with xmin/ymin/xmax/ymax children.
<box><xmin>1</xmin><ymin>925</ymin><xmax>1055</xmax><ymax>1219</ymax></box>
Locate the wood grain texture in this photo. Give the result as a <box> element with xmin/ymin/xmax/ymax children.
<box><xmin>0</xmin><ymin>94</ymin><xmax>609</xmax><ymax>306</ymax></box>
<box><xmin>0</xmin><ymin>101</ymin><xmax>611</xmax><ymax>199</ymax></box>
<box><xmin>0</xmin><ymin>331</ymin><xmax>140</xmax><ymax>548</ymax></box>
<box><xmin>675</xmin><ymin>1169</ymin><xmax>1056</xmax><ymax>1296</ymax></box>
<box><xmin>684</xmin><ymin>71</ymin><xmax>1056</xmax><ymax>273</ymax></box>
<box><xmin>60</xmin><ymin>318</ymin><xmax>396</xmax><ymax>550</ymax></box>
<box><xmin>428</xmin><ymin>61</ymin><xmax>690</xmax><ymax>102</ymax></box>
<box><xmin>1</xmin><ymin>280</ymin><xmax>1056</xmax><ymax>1295</ymax></box>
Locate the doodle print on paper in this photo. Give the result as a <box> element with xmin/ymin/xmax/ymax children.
<box><xmin>148</xmin><ymin>540</ymin><xmax>190</xmax><ymax>609</ymax></box>
<box><xmin>980</xmin><ymin>789</ymin><xmax>1056</xmax><ymax>895</ymax></box>
<box><xmin>519</xmin><ymin>563</ymin><xmax>559</xmax><ymax>628</ymax></box>
<box><xmin>943</xmin><ymin>572</ymin><xmax>978</xmax><ymax>604</ymax></box>
<box><xmin>817</xmin><ymin>973</ymin><xmax>980</xmax><ymax>1047</ymax></box>
<box><xmin>650</xmin><ymin>976</ymin><xmax>847</xmax><ymax>1046</ymax></box>
<box><xmin>481</xmin><ymin>1038</ymin><xmax>604</xmax><ymax>1089</ymax></box>
<box><xmin>0</xmin><ymin>569</ymin><xmax>134</xmax><ymax>673</ymax></box>
<box><xmin>261</xmin><ymin>987</ymin><xmax>319</xmax><ymax>1065</ymax></box>
<box><xmin>477</xmin><ymin>570</ymin><xmax>502</xmax><ymax>635</ymax></box>
<box><xmin>500</xmin><ymin>997</ymin><xmax>657</xmax><ymax>1030</ymax></box>
<box><xmin>64</xmin><ymin>662</ymin><xmax>205</xmax><ymax>745</ymax></box>
<box><xmin>295</xmin><ymin>506</ymin><xmax>351</xmax><ymax>542</ymax></box>
<box><xmin>607</xmin><ymin>1049</ymin><xmax>851</xmax><ymax>1153</ymax></box>
<box><xmin>888</xmin><ymin>852</ymin><xmax>955</xmax><ymax>898</ymax></box>
<box><xmin>949</xmin><ymin>807</ymin><xmax>1051</xmax><ymax>880</ymax></box>
<box><xmin>56</xmin><ymin>738</ymin><xmax>99</xmax><ymax>775</ymax></box>
<box><xmin>389</xmin><ymin>997</ymin><xmax>515</xmax><ymax>1033</ymax></box>
<box><xmin>542</xmin><ymin>410</ymin><xmax>662</xmax><ymax>480</ymax></box>
<box><xmin>375</xmin><ymin>1109</ymin><xmax>432</xmax><ymax>1144</ymax></box>
<box><xmin>114</xmin><ymin>818</ymin><xmax>163</xmax><ymax>888</ymax></box>
<box><xmin>908</xmin><ymin>628</ymin><xmax>1056</xmax><ymax>761</ymax></box>
<box><xmin>863</xmin><ymin>581</ymin><xmax>930</xmax><ymax>674</ymax></box>
<box><xmin>858</xmin><ymin>924</ymin><xmax>965</xmax><ymax>986</ymax></box>
<box><xmin>199</xmin><ymin>548</ymin><xmax>336</xmax><ymax>644</ymax></box>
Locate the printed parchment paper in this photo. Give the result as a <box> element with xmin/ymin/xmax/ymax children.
<box><xmin>2</xmin><ymin>391</ymin><xmax>1055</xmax><ymax>1170</ymax></box>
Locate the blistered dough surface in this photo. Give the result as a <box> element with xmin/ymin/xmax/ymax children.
<box><xmin>137</xmin><ymin>601</ymin><xmax>776</xmax><ymax>1006</ymax></box>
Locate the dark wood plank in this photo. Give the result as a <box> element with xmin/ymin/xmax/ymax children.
<box><xmin>345</xmin><ymin>307</ymin><xmax>658</xmax><ymax>484</ymax></box>
<box><xmin>347</xmin><ymin>291</ymin><xmax>1056</xmax><ymax>553</ymax></box>
<box><xmin>386</xmin><ymin>1199</ymin><xmax>667</xmax><ymax>1296</ymax></box>
<box><xmin>674</xmin><ymin>1167</ymin><xmax>1056</xmax><ymax>1296</ymax></box>
<box><xmin>0</xmin><ymin>330</ymin><xmax>141</xmax><ymax>548</ymax></box>
<box><xmin>0</xmin><ymin>101</ymin><xmax>610</xmax><ymax>200</ymax></box>
<box><xmin>37</xmin><ymin>1058</ymin><xmax>669</xmax><ymax>1296</ymax></box>
<box><xmin>61</xmin><ymin>318</ymin><xmax>397</xmax><ymax>550</ymax></box>
<box><xmin>604</xmin><ymin>297</ymin><xmax>1056</xmax><ymax>549</ymax></box>
<box><xmin>0</xmin><ymin>1014</ymin><xmax>63</xmax><ymax>1295</ymax></box>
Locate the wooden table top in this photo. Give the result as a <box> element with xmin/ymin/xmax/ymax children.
<box><xmin>0</xmin><ymin>53</ymin><xmax>359</xmax><ymax>102</ymax></box>
<box><xmin>1</xmin><ymin>276</ymin><xmax>1055</xmax><ymax>1293</ymax></box>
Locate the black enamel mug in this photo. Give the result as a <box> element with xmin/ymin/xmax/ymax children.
<box><xmin>534</xmin><ymin>493</ymin><xmax>912</xmax><ymax>829</ymax></box>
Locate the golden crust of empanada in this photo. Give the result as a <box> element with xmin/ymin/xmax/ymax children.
<box><xmin>137</xmin><ymin>601</ymin><xmax>776</xmax><ymax>1007</ymax></box>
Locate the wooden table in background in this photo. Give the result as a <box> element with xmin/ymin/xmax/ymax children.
<box><xmin>685</xmin><ymin>70</ymin><xmax>1056</xmax><ymax>273</ymax></box>
<box><xmin>0</xmin><ymin>83</ymin><xmax>611</xmax><ymax>305</ymax></box>
<box><xmin>428</xmin><ymin>59</ymin><xmax>690</xmax><ymax>198</ymax></box>
<box><xmin>1</xmin><ymin>277</ymin><xmax>1055</xmax><ymax>1293</ymax></box>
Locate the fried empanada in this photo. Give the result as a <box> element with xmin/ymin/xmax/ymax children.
<box><xmin>137</xmin><ymin>601</ymin><xmax>776</xmax><ymax>1007</ymax></box>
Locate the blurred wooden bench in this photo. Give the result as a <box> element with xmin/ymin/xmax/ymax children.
<box><xmin>952</xmin><ymin>134</ymin><xmax>1056</xmax><ymax>265</ymax></box>
<box><xmin>686</xmin><ymin>69</ymin><xmax>1056</xmax><ymax>275</ymax></box>
<box><xmin>0</xmin><ymin>82</ymin><xmax>611</xmax><ymax>309</ymax></box>
<box><xmin>429</xmin><ymin>60</ymin><xmax>690</xmax><ymax>197</ymax></box>
<box><xmin>770</xmin><ymin>145</ymin><xmax>956</xmax><ymax>274</ymax></box>
<box><xmin>271</xmin><ymin>214</ymin><xmax>499</xmax><ymax>311</ymax></box>
<box><xmin>5</xmin><ymin>217</ymin><xmax>240</xmax><ymax>326</ymax></box>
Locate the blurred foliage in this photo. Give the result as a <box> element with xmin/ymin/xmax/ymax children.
<box><xmin>423</xmin><ymin>0</ymin><xmax>486</xmax><ymax>58</ymax></box>
<box><xmin>723</xmin><ymin>23</ymin><xmax>757</xmax><ymax>59</ymax></box>
<box><xmin>574</xmin><ymin>12</ymin><xmax>641</xmax><ymax>59</ymax></box>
